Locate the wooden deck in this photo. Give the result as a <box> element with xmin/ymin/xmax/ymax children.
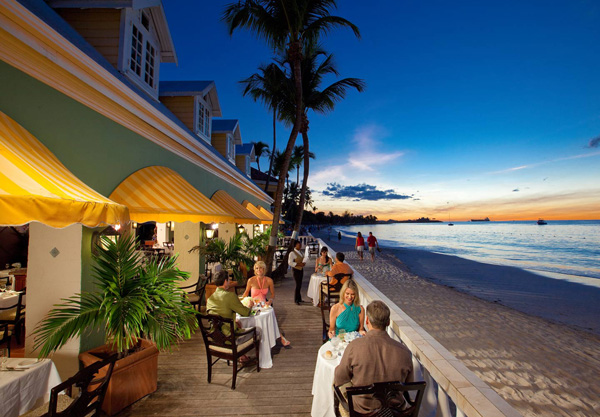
<box><xmin>119</xmin><ymin>258</ymin><xmax>322</xmax><ymax>417</ymax></box>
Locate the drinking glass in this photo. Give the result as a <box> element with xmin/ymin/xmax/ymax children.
<box><xmin>0</xmin><ymin>347</ymin><xmax>8</xmax><ymax>369</ymax></box>
<box><xmin>338</xmin><ymin>329</ymin><xmax>346</xmax><ymax>342</ymax></box>
<box><xmin>330</xmin><ymin>336</ymin><xmax>340</xmax><ymax>351</ymax></box>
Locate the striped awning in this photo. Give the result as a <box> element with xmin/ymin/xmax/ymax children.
<box><xmin>0</xmin><ymin>111</ymin><xmax>129</xmax><ymax>228</ymax></box>
<box><xmin>257</xmin><ymin>204</ymin><xmax>285</xmax><ymax>225</ymax></box>
<box><xmin>211</xmin><ymin>190</ymin><xmax>261</xmax><ymax>224</ymax></box>
<box><xmin>242</xmin><ymin>201</ymin><xmax>271</xmax><ymax>224</ymax></box>
<box><xmin>109</xmin><ymin>166</ymin><xmax>234</xmax><ymax>224</ymax></box>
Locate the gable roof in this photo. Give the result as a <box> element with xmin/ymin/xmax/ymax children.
<box><xmin>159</xmin><ymin>81</ymin><xmax>222</xmax><ymax>117</ymax></box>
<box><xmin>46</xmin><ymin>0</ymin><xmax>177</xmax><ymax>64</ymax></box>
<box><xmin>236</xmin><ymin>143</ymin><xmax>254</xmax><ymax>156</ymax></box>
<box><xmin>212</xmin><ymin>119</ymin><xmax>241</xmax><ymax>144</ymax></box>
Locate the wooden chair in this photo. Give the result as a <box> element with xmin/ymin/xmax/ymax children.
<box><xmin>320</xmin><ymin>301</ymin><xmax>331</xmax><ymax>344</ymax></box>
<box><xmin>197</xmin><ymin>313</ymin><xmax>260</xmax><ymax>389</ymax></box>
<box><xmin>274</xmin><ymin>249</ymin><xmax>286</xmax><ymax>267</ymax></box>
<box><xmin>320</xmin><ymin>273</ymin><xmax>352</xmax><ymax>307</ymax></box>
<box><xmin>180</xmin><ymin>275</ymin><xmax>208</xmax><ymax>312</ymax></box>
<box><xmin>0</xmin><ymin>323</ymin><xmax>11</xmax><ymax>356</ymax></box>
<box><xmin>308</xmin><ymin>243</ymin><xmax>320</xmax><ymax>258</ymax></box>
<box><xmin>21</xmin><ymin>354</ymin><xmax>118</xmax><ymax>417</ymax></box>
<box><xmin>0</xmin><ymin>291</ymin><xmax>25</xmax><ymax>344</ymax></box>
<box><xmin>334</xmin><ymin>380</ymin><xmax>427</xmax><ymax>417</ymax></box>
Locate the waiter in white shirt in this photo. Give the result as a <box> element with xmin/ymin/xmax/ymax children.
<box><xmin>288</xmin><ymin>239</ymin><xmax>306</xmax><ymax>305</ymax></box>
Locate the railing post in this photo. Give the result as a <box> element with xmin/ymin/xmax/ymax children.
<box><xmin>436</xmin><ymin>385</ymin><xmax>453</xmax><ymax>417</ymax></box>
<box><xmin>420</xmin><ymin>368</ymin><xmax>438</xmax><ymax>417</ymax></box>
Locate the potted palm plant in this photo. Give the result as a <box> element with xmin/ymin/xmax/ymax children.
<box><xmin>33</xmin><ymin>233</ymin><xmax>198</xmax><ymax>415</ymax></box>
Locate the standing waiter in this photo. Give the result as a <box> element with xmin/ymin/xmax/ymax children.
<box><xmin>288</xmin><ymin>240</ymin><xmax>306</xmax><ymax>305</ymax></box>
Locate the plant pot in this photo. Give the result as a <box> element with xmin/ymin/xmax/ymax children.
<box><xmin>79</xmin><ymin>339</ymin><xmax>159</xmax><ymax>415</ymax></box>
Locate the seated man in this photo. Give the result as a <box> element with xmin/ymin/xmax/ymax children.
<box><xmin>326</xmin><ymin>252</ymin><xmax>353</xmax><ymax>284</ymax></box>
<box><xmin>334</xmin><ymin>301</ymin><xmax>413</xmax><ymax>414</ymax></box>
<box><xmin>206</xmin><ymin>270</ymin><xmax>254</xmax><ymax>345</ymax></box>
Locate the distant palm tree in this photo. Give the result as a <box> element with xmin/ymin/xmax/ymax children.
<box><xmin>278</xmin><ymin>41</ymin><xmax>365</xmax><ymax>236</ymax></box>
<box><xmin>271</xmin><ymin>149</ymin><xmax>294</xmax><ymax>188</ymax></box>
<box><xmin>252</xmin><ymin>141</ymin><xmax>270</xmax><ymax>172</ymax></box>
<box><xmin>241</xmin><ymin>62</ymin><xmax>288</xmax><ymax>193</ymax></box>
<box><xmin>291</xmin><ymin>145</ymin><xmax>315</xmax><ymax>185</ymax></box>
<box><xmin>223</xmin><ymin>0</ymin><xmax>360</xmax><ymax>272</ymax></box>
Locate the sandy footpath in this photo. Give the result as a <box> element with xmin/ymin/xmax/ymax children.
<box><xmin>312</xmin><ymin>231</ymin><xmax>600</xmax><ymax>417</ymax></box>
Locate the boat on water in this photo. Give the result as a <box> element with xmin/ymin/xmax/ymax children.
<box><xmin>537</xmin><ymin>219</ymin><xmax>547</xmax><ymax>225</ymax></box>
<box><xmin>471</xmin><ymin>217</ymin><xmax>490</xmax><ymax>222</ymax></box>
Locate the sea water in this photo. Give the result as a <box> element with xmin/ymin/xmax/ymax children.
<box><xmin>339</xmin><ymin>220</ymin><xmax>600</xmax><ymax>287</ymax></box>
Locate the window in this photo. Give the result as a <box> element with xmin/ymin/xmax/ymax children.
<box><xmin>121</xmin><ymin>10</ymin><xmax>159</xmax><ymax>96</ymax></box>
<box><xmin>195</xmin><ymin>97</ymin><xmax>211</xmax><ymax>142</ymax></box>
<box><xmin>245</xmin><ymin>156</ymin><xmax>250</xmax><ymax>176</ymax></box>
<box><xmin>227</xmin><ymin>135</ymin><xmax>235</xmax><ymax>161</ymax></box>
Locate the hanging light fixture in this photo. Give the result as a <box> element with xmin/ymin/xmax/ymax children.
<box><xmin>238</xmin><ymin>225</ymin><xmax>245</xmax><ymax>234</ymax></box>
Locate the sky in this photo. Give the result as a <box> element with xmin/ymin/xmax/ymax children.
<box><xmin>161</xmin><ymin>1</ymin><xmax>600</xmax><ymax>221</ymax></box>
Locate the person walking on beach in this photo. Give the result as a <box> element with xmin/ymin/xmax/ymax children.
<box><xmin>367</xmin><ymin>232</ymin><xmax>379</xmax><ymax>262</ymax></box>
<box><xmin>288</xmin><ymin>240</ymin><xmax>306</xmax><ymax>305</ymax></box>
<box><xmin>355</xmin><ymin>232</ymin><xmax>365</xmax><ymax>261</ymax></box>
<box><xmin>338</xmin><ymin>231</ymin><xmax>342</xmax><ymax>241</ymax></box>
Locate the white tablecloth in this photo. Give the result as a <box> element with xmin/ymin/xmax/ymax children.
<box><xmin>0</xmin><ymin>358</ymin><xmax>61</xmax><ymax>417</ymax></box>
<box><xmin>0</xmin><ymin>292</ymin><xmax>21</xmax><ymax>309</ymax></box>
<box><xmin>307</xmin><ymin>273</ymin><xmax>326</xmax><ymax>306</ymax></box>
<box><xmin>311</xmin><ymin>341</ymin><xmax>343</xmax><ymax>417</ymax></box>
<box><xmin>237</xmin><ymin>308</ymin><xmax>281</xmax><ymax>369</ymax></box>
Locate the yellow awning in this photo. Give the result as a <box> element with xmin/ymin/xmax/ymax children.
<box><xmin>257</xmin><ymin>204</ymin><xmax>285</xmax><ymax>225</ymax></box>
<box><xmin>242</xmin><ymin>201</ymin><xmax>272</xmax><ymax>225</ymax></box>
<box><xmin>211</xmin><ymin>190</ymin><xmax>261</xmax><ymax>224</ymax></box>
<box><xmin>0</xmin><ymin>111</ymin><xmax>129</xmax><ymax>228</ymax></box>
<box><xmin>109</xmin><ymin>166</ymin><xmax>234</xmax><ymax>224</ymax></box>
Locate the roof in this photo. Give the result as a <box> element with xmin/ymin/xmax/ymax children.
<box><xmin>212</xmin><ymin>119</ymin><xmax>241</xmax><ymax>144</ymax></box>
<box><xmin>235</xmin><ymin>143</ymin><xmax>254</xmax><ymax>155</ymax></box>
<box><xmin>159</xmin><ymin>81</ymin><xmax>222</xmax><ymax>117</ymax></box>
<box><xmin>251</xmin><ymin>167</ymin><xmax>277</xmax><ymax>183</ymax></box>
<box><xmin>46</xmin><ymin>0</ymin><xmax>177</xmax><ymax>64</ymax></box>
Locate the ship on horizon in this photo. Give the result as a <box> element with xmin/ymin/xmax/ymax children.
<box><xmin>471</xmin><ymin>217</ymin><xmax>491</xmax><ymax>222</ymax></box>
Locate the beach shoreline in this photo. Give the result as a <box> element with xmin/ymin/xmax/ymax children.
<box><xmin>309</xmin><ymin>228</ymin><xmax>600</xmax><ymax>417</ymax></box>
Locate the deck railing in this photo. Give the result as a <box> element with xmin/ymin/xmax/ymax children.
<box><xmin>317</xmin><ymin>239</ymin><xmax>522</xmax><ymax>417</ymax></box>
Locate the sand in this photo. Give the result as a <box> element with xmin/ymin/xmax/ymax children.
<box><xmin>312</xmin><ymin>230</ymin><xmax>600</xmax><ymax>417</ymax></box>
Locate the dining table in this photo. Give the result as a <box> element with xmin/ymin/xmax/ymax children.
<box><xmin>237</xmin><ymin>306</ymin><xmax>280</xmax><ymax>369</ymax></box>
<box><xmin>0</xmin><ymin>291</ymin><xmax>22</xmax><ymax>309</ymax></box>
<box><xmin>0</xmin><ymin>358</ymin><xmax>61</xmax><ymax>417</ymax></box>
<box><xmin>307</xmin><ymin>273</ymin><xmax>327</xmax><ymax>306</ymax></box>
<box><xmin>311</xmin><ymin>340</ymin><xmax>344</xmax><ymax>417</ymax></box>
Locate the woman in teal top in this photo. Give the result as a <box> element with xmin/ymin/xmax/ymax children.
<box><xmin>328</xmin><ymin>280</ymin><xmax>366</xmax><ymax>338</ymax></box>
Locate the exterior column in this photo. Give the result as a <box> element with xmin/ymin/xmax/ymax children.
<box><xmin>174</xmin><ymin>221</ymin><xmax>201</xmax><ymax>287</ymax></box>
<box><xmin>25</xmin><ymin>223</ymin><xmax>84</xmax><ymax>379</ymax></box>
<box><xmin>218</xmin><ymin>222</ymin><xmax>236</xmax><ymax>243</ymax></box>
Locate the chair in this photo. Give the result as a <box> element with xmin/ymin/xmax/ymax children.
<box><xmin>21</xmin><ymin>354</ymin><xmax>118</xmax><ymax>417</ymax></box>
<box><xmin>320</xmin><ymin>273</ymin><xmax>353</xmax><ymax>307</ymax></box>
<box><xmin>0</xmin><ymin>291</ymin><xmax>25</xmax><ymax>343</ymax></box>
<box><xmin>274</xmin><ymin>249</ymin><xmax>286</xmax><ymax>267</ymax></box>
<box><xmin>0</xmin><ymin>323</ymin><xmax>11</xmax><ymax>356</ymax></box>
<box><xmin>180</xmin><ymin>275</ymin><xmax>208</xmax><ymax>312</ymax></box>
<box><xmin>334</xmin><ymin>380</ymin><xmax>427</xmax><ymax>417</ymax></box>
<box><xmin>308</xmin><ymin>242</ymin><xmax>320</xmax><ymax>258</ymax></box>
<box><xmin>320</xmin><ymin>301</ymin><xmax>331</xmax><ymax>344</ymax></box>
<box><xmin>197</xmin><ymin>313</ymin><xmax>260</xmax><ymax>389</ymax></box>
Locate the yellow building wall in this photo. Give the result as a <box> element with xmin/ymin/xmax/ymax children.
<box><xmin>160</xmin><ymin>96</ymin><xmax>195</xmax><ymax>131</ymax></box>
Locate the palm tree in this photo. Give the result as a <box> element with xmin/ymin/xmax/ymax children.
<box><xmin>278</xmin><ymin>42</ymin><xmax>365</xmax><ymax>237</ymax></box>
<box><xmin>223</xmin><ymin>0</ymin><xmax>360</xmax><ymax>273</ymax></box>
<box><xmin>291</xmin><ymin>145</ymin><xmax>315</xmax><ymax>185</ymax></box>
<box><xmin>252</xmin><ymin>141</ymin><xmax>270</xmax><ymax>172</ymax></box>
<box><xmin>271</xmin><ymin>149</ymin><xmax>294</xmax><ymax>189</ymax></box>
<box><xmin>241</xmin><ymin>62</ymin><xmax>288</xmax><ymax>194</ymax></box>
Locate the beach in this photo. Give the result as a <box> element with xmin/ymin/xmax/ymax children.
<box><xmin>312</xmin><ymin>230</ymin><xmax>600</xmax><ymax>417</ymax></box>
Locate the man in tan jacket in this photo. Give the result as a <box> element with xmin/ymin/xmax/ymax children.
<box><xmin>334</xmin><ymin>300</ymin><xmax>413</xmax><ymax>414</ymax></box>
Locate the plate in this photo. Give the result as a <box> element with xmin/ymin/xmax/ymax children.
<box><xmin>16</xmin><ymin>359</ymin><xmax>41</xmax><ymax>368</ymax></box>
<box><xmin>321</xmin><ymin>351</ymin><xmax>338</xmax><ymax>360</ymax></box>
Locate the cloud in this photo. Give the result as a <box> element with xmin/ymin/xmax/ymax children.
<box><xmin>588</xmin><ymin>135</ymin><xmax>600</xmax><ymax>148</ymax></box>
<box><xmin>321</xmin><ymin>182</ymin><xmax>413</xmax><ymax>201</ymax></box>
<box><xmin>489</xmin><ymin>151</ymin><xmax>600</xmax><ymax>174</ymax></box>
<box><xmin>346</xmin><ymin>126</ymin><xmax>404</xmax><ymax>171</ymax></box>
<box><xmin>513</xmin><ymin>188</ymin><xmax>520</xmax><ymax>192</ymax></box>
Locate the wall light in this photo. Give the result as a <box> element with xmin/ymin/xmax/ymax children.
<box><xmin>132</xmin><ymin>221</ymin><xmax>138</xmax><ymax>229</ymax></box>
<box><xmin>238</xmin><ymin>225</ymin><xmax>245</xmax><ymax>234</ymax></box>
<box><xmin>205</xmin><ymin>228</ymin><xmax>215</xmax><ymax>239</ymax></box>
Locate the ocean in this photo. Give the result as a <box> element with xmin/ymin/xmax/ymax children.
<box><xmin>338</xmin><ymin>220</ymin><xmax>600</xmax><ymax>287</ymax></box>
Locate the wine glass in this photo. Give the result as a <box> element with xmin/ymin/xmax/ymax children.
<box><xmin>330</xmin><ymin>336</ymin><xmax>340</xmax><ymax>352</ymax></box>
<box><xmin>0</xmin><ymin>347</ymin><xmax>8</xmax><ymax>369</ymax></box>
<box><xmin>338</xmin><ymin>329</ymin><xmax>346</xmax><ymax>342</ymax></box>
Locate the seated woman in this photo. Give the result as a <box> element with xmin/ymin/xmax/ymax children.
<box><xmin>315</xmin><ymin>246</ymin><xmax>333</xmax><ymax>274</ymax></box>
<box><xmin>328</xmin><ymin>280</ymin><xmax>366</xmax><ymax>339</ymax></box>
<box><xmin>242</xmin><ymin>261</ymin><xmax>291</xmax><ymax>347</ymax></box>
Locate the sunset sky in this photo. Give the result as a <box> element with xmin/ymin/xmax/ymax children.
<box><xmin>162</xmin><ymin>1</ymin><xmax>600</xmax><ymax>221</ymax></box>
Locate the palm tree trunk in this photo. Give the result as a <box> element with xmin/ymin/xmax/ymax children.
<box><xmin>293</xmin><ymin>130</ymin><xmax>310</xmax><ymax>237</ymax></box>
<box><xmin>264</xmin><ymin>108</ymin><xmax>276</xmax><ymax>194</ymax></box>
<box><xmin>265</xmin><ymin>40</ymin><xmax>304</xmax><ymax>276</ymax></box>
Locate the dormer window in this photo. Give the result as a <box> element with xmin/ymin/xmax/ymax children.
<box><xmin>121</xmin><ymin>9</ymin><xmax>159</xmax><ymax>96</ymax></box>
<box><xmin>245</xmin><ymin>157</ymin><xmax>250</xmax><ymax>176</ymax></box>
<box><xmin>195</xmin><ymin>97</ymin><xmax>211</xmax><ymax>142</ymax></box>
<box><xmin>226</xmin><ymin>134</ymin><xmax>235</xmax><ymax>161</ymax></box>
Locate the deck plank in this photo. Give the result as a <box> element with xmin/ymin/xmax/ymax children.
<box><xmin>119</xmin><ymin>255</ymin><xmax>322</xmax><ymax>416</ymax></box>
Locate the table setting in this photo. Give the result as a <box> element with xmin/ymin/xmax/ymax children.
<box><xmin>311</xmin><ymin>331</ymin><xmax>362</xmax><ymax>417</ymax></box>
<box><xmin>0</xmin><ymin>352</ymin><xmax>61</xmax><ymax>417</ymax></box>
<box><xmin>237</xmin><ymin>298</ymin><xmax>281</xmax><ymax>369</ymax></box>
<box><xmin>0</xmin><ymin>290</ymin><xmax>22</xmax><ymax>309</ymax></box>
<box><xmin>307</xmin><ymin>273</ymin><xmax>327</xmax><ymax>306</ymax></box>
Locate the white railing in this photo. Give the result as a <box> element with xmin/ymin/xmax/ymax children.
<box><xmin>317</xmin><ymin>238</ymin><xmax>522</xmax><ymax>417</ymax></box>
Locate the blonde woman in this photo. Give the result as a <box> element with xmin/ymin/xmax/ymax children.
<box><xmin>242</xmin><ymin>261</ymin><xmax>291</xmax><ymax>347</ymax></box>
<box><xmin>328</xmin><ymin>280</ymin><xmax>366</xmax><ymax>339</ymax></box>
